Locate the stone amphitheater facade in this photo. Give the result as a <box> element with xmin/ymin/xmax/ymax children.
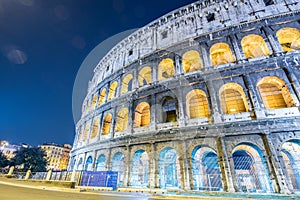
<box><xmin>69</xmin><ymin>0</ymin><xmax>300</xmax><ymax>194</ymax></box>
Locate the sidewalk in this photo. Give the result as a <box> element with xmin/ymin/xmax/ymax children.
<box><xmin>0</xmin><ymin>176</ymin><xmax>299</xmax><ymax>200</ymax></box>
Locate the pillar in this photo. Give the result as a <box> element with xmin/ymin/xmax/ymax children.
<box><xmin>150</xmin><ymin>94</ymin><xmax>157</xmax><ymax>131</ymax></box>
<box><xmin>283</xmin><ymin>65</ymin><xmax>300</xmax><ymax>103</ymax></box>
<box><xmin>177</xmin><ymin>87</ymin><xmax>185</xmax><ymax>127</ymax></box>
<box><xmin>229</xmin><ymin>34</ymin><xmax>246</xmax><ymax>62</ymax></box>
<box><xmin>149</xmin><ymin>143</ymin><xmax>158</xmax><ymax>188</ymax></box>
<box><xmin>124</xmin><ymin>146</ymin><xmax>131</xmax><ymax>187</ymax></box>
<box><xmin>181</xmin><ymin>141</ymin><xmax>191</xmax><ymax>190</ymax></box>
<box><xmin>216</xmin><ymin>137</ymin><xmax>236</xmax><ymax>192</ymax></box>
<box><xmin>206</xmin><ymin>79</ymin><xmax>222</xmax><ymax>123</ymax></box>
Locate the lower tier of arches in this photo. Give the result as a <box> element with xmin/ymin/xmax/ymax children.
<box><xmin>69</xmin><ymin>132</ymin><xmax>300</xmax><ymax>194</ymax></box>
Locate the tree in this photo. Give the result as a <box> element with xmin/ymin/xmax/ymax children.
<box><xmin>0</xmin><ymin>151</ymin><xmax>9</xmax><ymax>168</ymax></box>
<box><xmin>12</xmin><ymin>147</ymin><xmax>48</xmax><ymax>172</ymax></box>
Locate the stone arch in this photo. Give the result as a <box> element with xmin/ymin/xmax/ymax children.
<box><xmin>162</xmin><ymin>96</ymin><xmax>178</xmax><ymax>123</ymax></box>
<box><xmin>85</xmin><ymin>156</ymin><xmax>93</xmax><ymax>171</ymax></box>
<box><xmin>111</xmin><ymin>152</ymin><xmax>125</xmax><ymax>186</ymax></box>
<box><xmin>130</xmin><ymin>149</ymin><xmax>149</xmax><ymax>187</ymax></box>
<box><xmin>77</xmin><ymin>157</ymin><xmax>83</xmax><ymax>171</ymax></box>
<box><xmin>102</xmin><ymin>113</ymin><xmax>112</xmax><ymax>135</ymax></box>
<box><xmin>158</xmin><ymin>58</ymin><xmax>175</xmax><ymax>80</ymax></box>
<box><xmin>276</xmin><ymin>27</ymin><xmax>300</xmax><ymax>52</ymax></box>
<box><xmin>135</xmin><ymin>102</ymin><xmax>150</xmax><ymax>127</ymax></box>
<box><xmin>138</xmin><ymin>67</ymin><xmax>152</xmax><ymax>86</ymax></box>
<box><xmin>95</xmin><ymin>154</ymin><xmax>106</xmax><ymax>171</ymax></box>
<box><xmin>121</xmin><ymin>74</ymin><xmax>133</xmax><ymax>94</ymax></box>
<box><xmin>219</xmin><ymin>83</ymin><xmax>249</xmax><ymax>114</ymax></box>
<box><xmin>182</xmin><ymin>50</ymin><xmax>202</xmax><ymax>73</ymax></box>
<box><xmin>83</xmin><ymin>121</ymin><xmax>91</xmax><ymax>141</ymax></box>
<box><xmin>91</xmin><ymin>94</ymin><xmax>98</xmax><ymax>109</ymax></box>
<box><xmin>191</xmin><ymin>145</ymin><xmax>222</xmax><ymax>191</ymax></box>
<box><xmin>90</xmin><ymin>118</ymin><xmax>100</xmax><ymax>139</ymax></box>
<box><xmin>232</xmin><ymin>143</ymin><xmax>273</xmax><ymax>193</ymax></box>
<box><xmin>257</xmin><ymin>76</ymin><xmax>295</xmax><ymax>109</ymax></box>
<box><xmin>115</xmin><ymin>108</ymin><xmax>128</xmax><ymax>132</ymax></box>
<box><xmin>158</xmin><ymin>147</ymin><xmax>180</xmax><ymax>188</ymax></box>
<box><xmin>98</xmin><ymin>88</ymin><xmax>107</xmax><ymax>106</ymax></box>
<box><xmin>186</xmin><ymin>89</ymin><xmax>210</xmax><ymax>119</ymax></box>
<box><xmin>281</xmin><ymin>140</ymin><xmax>300</xmax><ymax>191</ymax></box>
<box><xmin>241</xmin><ymin>34</ymin><xmax>270</xmax><ymax>59</ymax></box>
<box><xmin>108</xmin><ymin>81</ymin><xmax>118</xmax><ymax>101</ymax></box>
<box><xmin>210</xmin><ymin>42</ymin><xmax>235</xmax><ymax>66</ymax></box>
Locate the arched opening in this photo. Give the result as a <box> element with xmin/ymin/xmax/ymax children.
<box><xmin>85</xmin><ymin>156</ymin><xmax>93</xmax><ymax>171</ymax></box>
<box><xmin>108</xmin><ymin>81</ymin><xmax>118</xmax><ymax>101</ymax></box>
<box><xmin>158</xmin><ymin>147</ymin><xmax>180</xmax><ymax>188</ymax></box>
<box><xmin>98</xmin><ymin>88</ymin><xmax>106</xmax><ymax>106</ymax></box>
<box><xmin>276</xmin><ymin>28</ymin><xmax>300</xmax><ymax>52</ymax></box>
<box><xmin>219</xmin><ymin>83</ymin><xmax>249</xmax><ymax>114</ymax></box>
<box><xmin>162</xmin><ymin>97</ymin><xmax>178</xmax><ymax>123</ymax></box>
<box><xmin>192</xmin><ymin>146</ymin><xmax>222</xmax><ymax>191</ymax></box>
<box><xmin>115</xmin><ymin>108</ymin><xmax>128</xmax><ymax>132</ymax></box>
<box><xmin>138</xmin><ymin>67</ymin><xmax>152</xmax><ymax>87</ymax></box>
<box><xmin>121</xmin><ymin>74</ymin><xmax>133</xmax><ymax>94</ymax></box>
<box><xmin>91</xmin><ymin>94</ymin><xmax>98</xmax><ymax>109</ymax></box>
<box><xmin>158</xmin><ymin>58</ymin><xmax>175</xmax><ymax>80</ymax></box>
<box><xmin>241</xmin><ymin>34</ymin><xmax>270</xmax><ymax>59</ymax></box>
<box><xmin>135</xmin><ymin>102</ymin><xmax>150</xmax><ymax>127</ymax></box>
<box><xmin>90</xmin><ymin>118</ymin><xmax>100</xmax><ymax>139</ymax></box>
<box><xmin>182</xmin><ymin>50</ymin><xmax>202</xmax><ymax>73</ymax></box>
<box><xmin>130</xmin><ymin>150</ymin><xmax>149</xmax><ymax>187</ymax></box>
<box><xmin>210</xmin><ymin>43</ymin><xmax>235</xmax><ymax>66</ymax></box>
<box><xmin>96</xmin><ymin>155</ymin><xmax>106</xmax><ymax>171</ymax></box>
<box><xmin>232</xmin><ymin>143</ymin><xmax>273</xmax><ymax>193</ymax></box>
<box><xmin>102</xmin><ymin>114</ymin><xmax>112</xmax><ymax>135</ymax></box>
<box><xmin>83</xmin><ymin>121</ymin><xmax>91</xmax><ymax>141</ymax></box>
<box><xmin>257</xmin><ymin>76</ymin><xmax>295</xmax><ymax>109</ymax></box>
<box><xmin>281</xmin><ymin>140</ymin><xmax>300</xmax><ymax>191</ymax></box>
<box><xmin>77</xmin><ymin>158</ymin><xmax>83</xmax><ymax>171</ymax></box>
<box><xmin>186</xmin><ymin>90</ymin><xmax>210</xmax><ymax>119</ymax></box>
<box><xmin>111</xmin><ymin>152</ymin><xmax>124</xmax><ymax>186</ymax></box>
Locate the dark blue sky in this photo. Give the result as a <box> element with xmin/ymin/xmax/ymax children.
<box><xmin>0</xmin><ymin>0</ymin><xmax>195</xmax><ymax>146</ymax></box>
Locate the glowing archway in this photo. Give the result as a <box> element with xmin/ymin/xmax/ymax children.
<box><xmin>135</xmin><ymin>102</ymin><xmax>150</xmax><ymax>127</ymax></box>
<box><xmin>210</xmin><ymin>43</ymin><xmax>235</xmax><ymax>66</ymax></box>
<box><xmin>158</xmin><ymin>58</ymin><xmax>175</xmax><ymax>80</ymax></box>
<box><xmin>121</xmin><ymin>74</ymin><xmax>133</xmax><ymax>94</ymax></box>
<box><xmin>102</xmin><ymin>113</ymin><xmax>112</xmax><ymax>135</ymax></box>
<box><xmin>138</xmin><ymin>67</ymin><xmax>152</xmax><ymax>86</ymax></box>
<box><xmin>98</xmin><ymin>88</ymin><xmax>107</xmax><ymax>106</ymax></box>
<box><xmin>182</xmin><ymin>50</ymin><xmax>202</xmax><ymax>73</ymax></box>
<box><xmin>108</xmin><ymin>81</ymin><xmax>118</xmax><ymax>100</ymax></box>
<box><xmin>130</xmin><ymin>150</ymin><xmax>149</xmax><ymax>187</ymax></box>
<box><xmin>276</xmin><ymin>28</ymin><xmax>300</xmax><ymax>52</ymax></box>
<box><xmin>90</xmin><ymin>118</ymin><xmax>100</xmax><ymax>139</ymax></box>
<box><xmin>115</xmin><ymin>108</ymin><xmax>128</xmax><ymax>132</ymax></box>
<box><xmin>241</xmin><ymin>34</ymin><xmax>270</xmax><ymax>59</ymax></box>
<box><xmin>186</xmin><ymin>89</ymin><xmax>210</xmax><ymax>119</ymax></box>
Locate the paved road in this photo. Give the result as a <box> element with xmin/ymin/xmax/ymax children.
<box><xmin>0</xmin><ymin>182</ymin><xmax>150</xmax><ymax>200</ymax></box>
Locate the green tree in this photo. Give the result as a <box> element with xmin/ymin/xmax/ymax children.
<box><xmin>0</xmin><ymin>151</ymin><xmax>9</xmax><ymax>168</ymax></box>
<box><xmin>12</xmin><ymin>147</ymin><xmax>48</xmax><ymax>172</ymax></box>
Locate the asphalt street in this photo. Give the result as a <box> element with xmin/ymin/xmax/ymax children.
<box><xmin>0</xmin><ymin>182</ymin><xmax>150</xmax><ymax>200</ymax></box>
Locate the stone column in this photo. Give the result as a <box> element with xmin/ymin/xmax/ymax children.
<box><xmin>243</xmin><ymin>74</ymin><xmax>266</xmax><ymax>119</ymax></box>
<box><xmin>92</xmin><ymin>150</ymin><xmax>97</xmax><ymax>171</ymax></box>
<box><xmin>216</xmin><ymin>137</ymin><xmax>236</xmax><ymax>192</ymax></box>
<box><xmin>132</xmin><ymin>66</ymin><xmax>139</xmax><ymax>90</ymax></box>
<box><xmin>263</xmin><ymin>27</ymin><xmax>284</xmax><ymax>55</ymax></box>
<box><xmin>124</xmin><ymin>146</ymin><xmax>131</xmax><ymax>187</ymax></box>
<box><xmin>177</xmin><ymin>87</ymin><xmax>185</xmax><ymax>127</ymax></box>
<box><xmin>111</xmin><ymin>107</ymin><xmax>117</xmax><ymax>138</ymax></box>
<box><xmin>261</xmin><ymin>134</ymin><xmax>292</xmax><ymax>194</ymax></box>
<box><xmin>181</xmin><ymin>141</ymin><xmax>191</xmax><ymax>190</ymax></box>
<box><xmin>127</xmin><ymin>99</ymin><xmax>134</xmax><ymax>135</ymax></box>
<box><xmin>187</xmin><ymin>156</ymin><xmax>195</xmax><ymax>190</ymax></box>
<box><xmin>175</xmin><ymin>54</ymin><xmax>183</xmax><ymax>76</ymax></box>
<box><xmin>206</xmin><ymin>79</ymin><xmax>222</xmax><ymax>123</ymax></box>
<box><xmin>200</xmin><ymin>45</ymin><xmax>210</xmax><ymax>68</ymax></box>
<box><xmin>150</xmin><ymin>94</ymin><xmax>157</xmax><ymax>131</ymax></box>
<box><xmin>106</xmin><ymin>148</ymin><xmax>112</xmax><ymax>171</ymax></box>
<box><xmin>229</xmin><ymin>34</ymin><xmax>246</xmax><ymax>62</ymax></box>
<box><xmin>98</xmin><ymin>113</ymin><xmax>104</xmax><ymax>141</ymax></box>
<box><xmin>149</xmin><ymin>143</ymin><xmax>159</xmax><ymax>188</ymax></box>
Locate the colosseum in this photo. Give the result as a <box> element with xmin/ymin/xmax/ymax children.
<box><xmin>69</xmin><ymin>0</ymin><xmax>300</xmax><ymax>194</ymax></box>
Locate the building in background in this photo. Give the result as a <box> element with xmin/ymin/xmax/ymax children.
<box><xmin>0</xmin><ymin>141</ymin><xmax>22</xmax><ymax>160</ymax></box>
<box><xmin>40</xmin><ymin>143</ymin><xmax>72</xmax><ymax>171</ymax></box>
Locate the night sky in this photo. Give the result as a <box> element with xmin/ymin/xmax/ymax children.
<box><xmin>0</xmin><ymin>0</ymin><xmax>196</xmax><ymax>146</ymax></box>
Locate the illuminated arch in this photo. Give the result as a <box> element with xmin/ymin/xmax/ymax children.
<box><xmin>257</xmin><ymin>76</ymin><xmax>295</xmax><ymax>109</ymax></box>
<box><xmin>96</xmin><ymin>155</ymin><xmax>106</xmax><ymax>171</ymax></box>
<box><xmin>90</xmin><ymin>118</ymin><xmax>100</xmax><ymax>139</ymax></box>
<box><xmin>232</xmin><ymin>143</ymin><xmax>273</xmax><ymax>193</ymax></box>
<box><xmin>91</xmin><ymin>94</ymin><xmax>98</xmax><ymax>109</ymax></box>
<box><xmin>276</xmin><ymin>28</ymin><xmax>300</xmax><ymax>52</ymax></box>
<box><xmin>121</xmin><ymin>74</ymin><xmax>133</xmax><ymax>94</ymax></box>
<box><xmin>186</xmin><ymin>89</ymin><xmax>210</xmax><ymax>119</ymax></box>
<box><xmin>192</xmin><ymin>146</ymin><xmax>222</xmax><ymax>191</ymax></box>
<box><xmin>219</xmin><ymin>83</ymin><xmax>249</xmax><ymax>114</ymax></box>
<box><xmin>98</xmin><ymin>88</ymin><xmax>106</xmax><ymax>106</ymax></box>
<box><xmin>158</xmin><ymin>58</ymin><xmax>175</xmax><ymax>80</ymax></box>
<box><xmin>241</xmin><ymin>34</ymin><xmax>270</xmax><ymax>59</ymax></box>
<box><xmin>102</xmin><ymin>113</ymin><xmax>112</xmax><ymax>135</ymax></box>
<box><xmin>210</xmin><ymin>43</ymin><xmax>235</xmax><ymax>66</ymax></box>
<box><xmin>115</xmin><ymin>108</ymin><xmax>128</xmax><ymax>132</ymax></box>
<box><xmin>162</xmin><ymin>96</ymin><xmax>178</xmax><ymax>123</ymax></box>
<box><xmin>130</xmin><ymin>150</ymin><xmax>149</xmax><ymax>187</ymax></box>
<box><xmin>108</xmin><ymin>81</ymin><xmax>118</xmax><ymax>101</ymax></box>
<box><xmin>182</xmin><ymin>50</ymin><xmax>202</xmax><ymax>73</ymax></box>
<box><xmin>138</xmin><ymin>67</ymin><xmax>152</xmax><ymax>86</ymax></box>
<box><xmin>111</xmin><ymin>152</ymin><xmax>125</xmax><ymax>186</ymax></box>
<box><xmin>135</xmin><ymin>102</ymin><xmax>150</xmax><ymax>127</ymax></box>
<box><xmin>83</xmin><ymin>121</ymin><xmax>91</xmax><ymax>141</ymax></box>
<box><xmin>85</xmin><ymin>156</ymin><xmax>93</xmax><ymax>171</ymax></box>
